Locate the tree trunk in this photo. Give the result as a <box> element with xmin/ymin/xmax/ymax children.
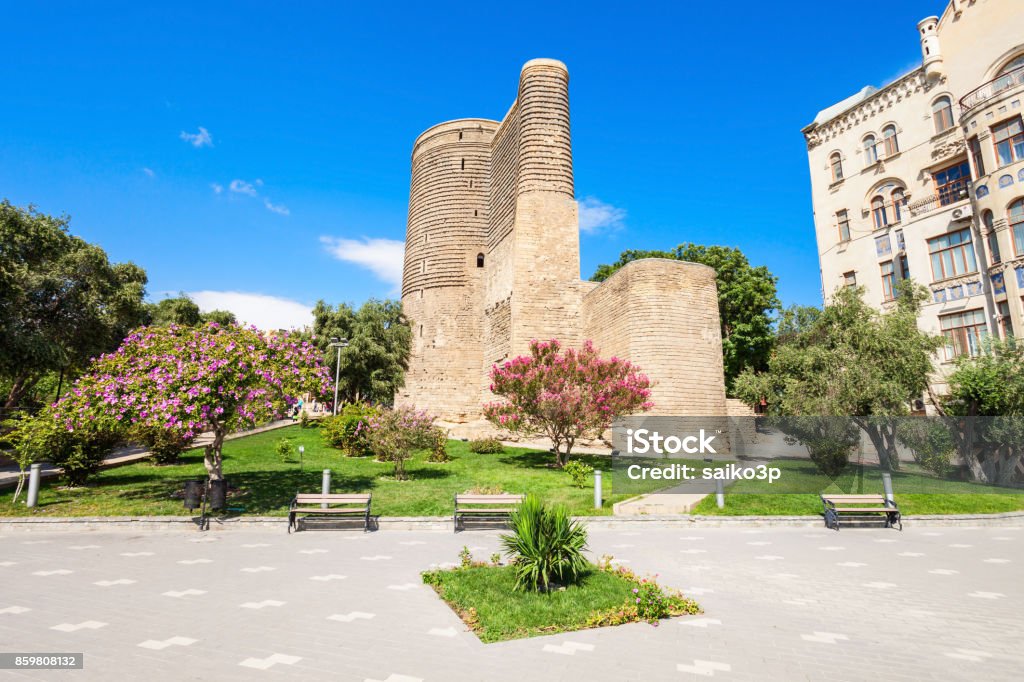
<box><xmin>203</xmin><ymin>426</ymin><xmax>226</xmax><ymax>480</ymax></box>
<box><xmin>3</xmin><ymin>373</ymin><xmax>36</xmax><ymax>410</ymax></box>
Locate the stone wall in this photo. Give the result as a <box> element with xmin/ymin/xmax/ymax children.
<box><xmin>398</xmin><ymin>60</ymin><xmax>728</xmax><ymax>427</ymax></box>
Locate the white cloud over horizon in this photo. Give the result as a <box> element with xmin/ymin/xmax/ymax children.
<box><xmin>180</xmin><ymin>126</ymin><xmax>213</xmax><ymax>148</ymax></box>
<box><xmin>189</xmin><ymin>290</ymin><xmax>313</xmax><ymax>330</ymax></box>
<box><xmin>577</xmin><ymin>196</ymin><xmax>626</xmax><ymax>234</ymax></box>
<box><xmin>229</xmin><ymin>179</ymin><xmax>258</xmax><ymax>196</ymax></box>
<box><xmin>320</xmin><ymin>236</ymin><xmax>405</xmax><ymax>291</ymax></box>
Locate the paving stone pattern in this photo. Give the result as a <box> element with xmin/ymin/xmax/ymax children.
<box><xmin>0</xmin><ymin>526</ymin><xmax>1020</xmax><ymax>681</ymax></box>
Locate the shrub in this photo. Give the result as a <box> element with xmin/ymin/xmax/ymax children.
<box><xmin>773</xmin><ymin>416</ymin><xmax>859</xmax><ymax>478</ymax></box>
<box><xmin>364</xmin><ymin>406</ymin><xmax>436</xmax><ymax>480</ymax></box>
<box><xmin>563</xmin><ymin>460</ymin><xmax>594</xmax><ymax>488</ymax></box>
<box><xmin>459</xmin><ymin>546</ymin><xmax>473</xmax><ymax>568</ymax></box>
<box><xmin>468</xmin><ymin>437</ymin><xmax>504</xmax><ymax>454</ymax></box>
<box><xmin>14</xmin><ymin>412</ymin><xmax>118</xmax><ymax>487</ymax></box>
<box><xmin>895</xmin><ymin>419</ymin><xmax>954</xmax><ymax>477</ymax></box>
<box><xmin>298</xmin><ymin>411</ymin><xmax>312</xmax><ymax>429</ymax></box>
<box><xmin>321</xmin><ymin>402</ymin><xmax>378</xmax><ymax>456</ymax></box>
<box><xmin>274</xmin><ymin>437</ymin><xmax>297</xmax><ymax>462</ymax></box>
<box><xmin>426</xmin><ymin>426</ymin><xmax>450</xmax><ymax>462</ymax></box>
<box><xmin>500</xmin><ymin>495</ymin><xmax>588</xmax><ymax>592</ymax></box>
<box><xmin>133</xmin><ymin>427</ymin><xmax>191</xmax><ymax>465</ymax></box>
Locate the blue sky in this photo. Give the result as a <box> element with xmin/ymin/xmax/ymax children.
<box><xmin>0</xmin><ymin>1</ymin><xmax>940</xmax><ymax>329</ymax></box>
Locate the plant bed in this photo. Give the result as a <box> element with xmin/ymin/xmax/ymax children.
<box><xmin>421</xmin><ymin>559</ymin><xmax>701</xmax><ymax>643</ymax></box>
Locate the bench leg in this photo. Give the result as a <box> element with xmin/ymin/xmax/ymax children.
<box><xmin>364</xmin><ymin>507</ymin><xmax>370</xmax><ymax>532</ymax></box>
<box><xmin>287</xmin><ymin>511</ymin><xmax>294</xmax><ymax>534</ymax></box>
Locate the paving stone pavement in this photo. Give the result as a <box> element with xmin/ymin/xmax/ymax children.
<box><xmin>0</xmin><ymin>525</ymin><xmax>1020</xmax><ymax>681</ymax></box>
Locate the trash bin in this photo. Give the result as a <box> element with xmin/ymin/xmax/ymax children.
<box><xmin>208</xmin><ymin>479</ymin><xmax>228</xmax><ymax>511</ymax></box>
<box><xmin>183</xmin><ymin>480</ymin><xmax>204</xmax><ymax>510</ymax></box>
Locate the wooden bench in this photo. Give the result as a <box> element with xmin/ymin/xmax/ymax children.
<box><xmin>453</xmin><ymin>493</ymin><xmax>523</xmax><ymax>533</ymax></box>
<box><xmin>821</xmin><ymin>494</ymin><xmax>901</xmax><ymax>531</ymax></box>
<box><xmin>288</xmin><ymin>493</ymin><xmax>371</xmax><ymax>533</ymax></box>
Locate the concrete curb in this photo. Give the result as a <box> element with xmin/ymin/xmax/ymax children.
<box><xmin>2</xmin><ymin>511</ymin><xmax>1022</xmax><ymax>532</ymax></box>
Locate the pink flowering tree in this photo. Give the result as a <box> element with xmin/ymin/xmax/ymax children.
<box><xmin>51</xmin><ymin>323</ymin><xmax>332</xmax><ymax>480</ymax></box>
<box><xmin>484</xmin><ymin>339</ymin><xmax>654</xmax><ymax>467</ymax></box>
<box><xmin>364</xmin><ymin>406</ymin><xmax>436</xmax><ymax>480</ymax></box>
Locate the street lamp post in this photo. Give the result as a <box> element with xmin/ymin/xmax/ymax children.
<box><xmin>328</xmin><ymin>337</ymin><xmax>349</xmax><ymax>416</ymax></box>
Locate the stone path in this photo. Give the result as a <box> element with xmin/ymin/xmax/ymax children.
<box><xmin>0</xmin><ymin>420</ymin><xmax>296</xmax><ymax>490</ymax></box>
<box><xmin>0</xmin><ymin>525</ymin><xmax>1020</xmax><ymax>680</ymax></box>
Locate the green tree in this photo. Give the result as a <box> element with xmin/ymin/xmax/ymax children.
<box><xmin>311</xmin><ymin>299</ymin><xmax>411</xmax><ymax>405</ymax></box>
<box><xmin>930</xmin><ymin>339</ymin><xmax>1024</xmax><ymax>484</ymax></box>
<box><xmin>734</xmin><ymin>283</ymin><xmax>941</xmax><ymax>470</ymax></box>
<box><xmin>200</xmin><ymin>309</ymin><xmax>237</xmax><ymax>326</ymax></box>
<box><xmin>0</xmin><ymin>201</ymin><xmax>148</xmax><ymax>409</ymax></box>
<box><xmin>591</xmin><ymin>244</ymin><xmax>779</xmax><ymax>390</ymax></box>
<box><xmin>146</xmin><ymin>295</ymin><xmax>202</xmax><ymax>326</ymax></box>
<box><xmin>776</xmin><ymin>304</ymin><xmax>822</xmax><ymax>346</ymax></box>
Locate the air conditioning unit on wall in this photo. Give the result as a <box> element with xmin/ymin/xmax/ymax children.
<box><xmin>951</xmin><ymin>204</ymin><xmax>973</xmax><ymax>221</ymax></box>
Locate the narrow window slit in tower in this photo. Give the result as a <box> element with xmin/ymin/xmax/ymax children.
<box><xmin>474</xmin><ymin>209</ymin><xmax>478</xmax><ymax>217</ymax></box>
<box><xmin>477</xmin><ymin>253</ymin><xmax>485</xmax><ymax>268</ymax></box>
<box><xmin>461</xmin><ymin>159</ymin><xmax>465</xmax><ymax>170</ymax></box>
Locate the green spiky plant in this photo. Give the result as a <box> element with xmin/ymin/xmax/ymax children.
<box><xmin>500</xmin><ymin>495</ymin><xmax>589</xmax><ymax>592</ymax></box>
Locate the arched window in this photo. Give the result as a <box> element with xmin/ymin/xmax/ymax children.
<box><xmin>882</xmin><ymin>125</ymin><xmax>899</xmax><ymax>157</ymax></box>
<box><xmin>872</xmin><ymin>195</ymin><xmax>888</xmax><ymax>228</ymax></box>
<box><xmin>476</xmin><ymin>253</ymin><xmax>485</xmax><ymax>268</ymax></box>
<box><xmin>998</xmin><ymin>54</ymin><xmax>1024</xmax><ymax>76</ymax></box>
<box><xmin>1010</xmin><ymin>198</ymin><xmax>1024</xmax><ymax>256</ymax></box>
<box><xmin>932</xmin><ymin>96</ymin><xmax>954</xmax><ymax>133</ymax></box>
<box><xmin>984</xmin><ymin>210</ymin><xmax>1001</xmax><ymax>264</ymax></box>
<box><xmin>830</xmin><ymin>152</ymin><xmax>844</xmax><ymax>182</ymax></box>
<box><xmin>891</xmin><ymin>187</ymin><xmax>906</xmax><ymax>223</ymax></box>
<box><xmin>864</xmin><ymin>135</ymin><xmax>878</xmax><ymax>165</ymax></box>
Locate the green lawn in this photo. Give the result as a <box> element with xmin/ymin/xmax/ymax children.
<box><xmin>422</xmin><ymin>564</ymin><xmax>699</xmax><ymax>642</ymax></box>
<box><xmin>0</xmin><ymin>425</ymin><xmax>639</xmax><ymax>517</ymax></box>
<box><xmin>691</xmin><ymin>458</ymin><xmax>1024</xmax><ymax>515</ymax></box>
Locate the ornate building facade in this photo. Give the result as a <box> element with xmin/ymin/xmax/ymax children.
<box><xmin>803</xmin><ymin>0</ymin><xmax>1024</xmax><ymax>392</ymax></box>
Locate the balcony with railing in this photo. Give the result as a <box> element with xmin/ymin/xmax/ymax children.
<box><xmin>960</xmin><ymin>65</ymin><xmax>1024</xmax><ymax>115</ymax></box>
<box><xmin>907</xmin><ymin>182</ymin><xmax>971</xmax><ymax>219</ymax></box>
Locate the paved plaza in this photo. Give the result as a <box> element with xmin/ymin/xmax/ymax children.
<box><xmin>0</xmin><ymin>524</ymin><xmax>1021</xmax><ymax>681</ymax></box>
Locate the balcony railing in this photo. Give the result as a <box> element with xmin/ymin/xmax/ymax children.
<box><xmin>907</xmin><ymin>183</ymin><xmax>970</xmax><ymax>218</ymax></box>
<box><xmin>960</xmin><ymin>65</ymin><xmax>1024</xmax><ymax>115</ymax></box>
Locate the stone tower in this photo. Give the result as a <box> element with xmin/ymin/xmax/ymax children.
<box><xmin>398</xmin><ymin>59</ymin><xmax>728</xmax><ymax>431</ymax></box>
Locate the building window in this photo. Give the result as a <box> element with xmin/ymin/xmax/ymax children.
<box><xmin>940</xmin><ymin>308</ymin><xmax>988</xmax><ymax>360</ymax></box>
<box><xmin>871</xmin><ymin>195</ymin><xmax>888</xmax><ymax>228</ymax></box>
<box><xmin>895</xmin><ymin>229</ymin><xmax>905</xmax><ymax>252</ymax></box>
<box><xmin>1011</xmin><ymin>198</ymin><xmax>1024</xmax><ymax>255</ymax></box>
<box><xmin>476</xmin><ymin>253</ymin><xmax>485</xmax><ymax>268</ymax></box>
<box><xmin>880</xmin><ymin>261</ymin><xmax>897</xmax><ymax>301</ymax></box>
<box><xmin>863</xmin><ymin>135</ymin><xmax>878</xmax><ymax>165</ymax></box>
<box><xmin>928</xmin><ymin>227</ymin><xmax>978</xmax><ymax>281</ymax></box>
<box><xmin>882</xmin><ymin>125</ymin><xmax>899</xmax><ymax>157</ymax></box>
<box><xmin>837</xmin><ymin>209</ymin><xmax>851</xmax><ymax>242</ymax></box>
<box><xmin>843</xmin><ymin>271</ymin><xmax>857</xmax><ymax>288</ymax></box>
<box><xmin>898</xmin><ymin>253</ymin><xmax>910</xmax><ymax>280</ymax></box>
<box><xmin>968</xmin><ymin>136</ymin><xmax>986</xmax><ymax>177</ymax></box>
<box><xmin>830</xmin><ymin>153</ymin><xmax>844</xmax><ymax>182</ymax></box>
<box><xmin>875</xmin><ymin>234</ymin><xmax>892</xmax><ymax>257</ymax></box>
<box><xmin>993</xmin><ymin>116</ymin><xmax>1024</xmax><ymax>167</ymax></box>
<box><xmin>934</xmin><ymin>160</ymin><xmax>971</xmax><ymax>206</ymax></box>
<box><xmin>892</xmin><ymin>188</ymin><xmax>906</xmax><ymax>222</ymax></box>
<box><xmin>932</xmin><ymin>96</ymin><xmax>954</xmax><ymax>134</ymax></box>
<box><xmin>983</xmin><ymin>210</ymin><xmax>1001</xmax><ymax>264</ymax></box>
<box><xmin>997</xmin><ymin>301</ymin><xmax>1014</xmax><ymax>339</ymax></box>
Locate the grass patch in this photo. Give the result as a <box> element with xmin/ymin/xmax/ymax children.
<box><xmin>691</xmin><ymin>458</ymin><xmax>1024</xmax><ymax>516</ymax></box>
<box><xmin>421</xmin><ymin>563</ymin><xmax>700</xmax><ymax>642</ymax></box>
<box><xmin>0</xmin><ymin>426</ymin><xmax>649</xmax><ymax>517</ymax></box>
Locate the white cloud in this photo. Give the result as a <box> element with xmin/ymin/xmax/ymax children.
<box><xmin>180</xmin><ymin>126</ymin><xmax>213</xmax><ymax>148</ymax></box>
<box><xmin>211</xmin><ymin>182</ymin><xmax>223</xmax><ymax>194</ymax></box>
<box><xmin>189</xmin><ymin>291</ymin><xmax>313</xmax><ymax>331</ymax></box>
<box><xmin>263</xmin><ymin>198</ymin><xmax>290</xmax><ymax>215</ymax></box>
<box><xmin>143</xmin><ymin>167</ymin><xmax>155</xmax><ymax>177</ymax></box>
<box><xmin>577</xmin><ymin>196</ymin><xmax>626</xmax><ymax>235</ymax></box>
<box><xmin>320</xmin><ymin>236</ymin><xmax>405</xmax><ymax>290</ymax></box>
<box><xmin>229</xmin><ymin>179</ymin><xmax>258</xmax><ymax>196</ymax></box>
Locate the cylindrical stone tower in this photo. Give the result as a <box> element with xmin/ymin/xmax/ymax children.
<box><xmin>399</xmin><ymin>119</ymin><xmax>497</xmax><ymax>420</ymax></box>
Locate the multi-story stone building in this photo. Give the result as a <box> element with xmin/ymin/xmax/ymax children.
<box><xmin>396</xmin><ymin>59</ymin><xmax>728</xmax><ymax>432</ymax></box>
<box><xmin>803</xmin><ymin>0</ymin><xmax>1024</xmax><ymax>392</ymax></box>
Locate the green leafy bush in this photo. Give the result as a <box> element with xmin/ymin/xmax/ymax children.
<box><xmin>895</xmin><ymin>419</ymin><xmax>954</xmax><ymax>477</ymax></box>
<box><xmin>500</xmin><ymin>495</ymin><xmax>588</xmax><ymax>592</ymax></box>
<box><xmin>773</xmin><ymin>416</ymin><xmax>859</xmax><ymax>478</ymax></box>
<box><xmin>298</xmin><ymin>411</ymin><xmax>312</xmax><ymax>429</ymax></box>
<box><xmin>426</xmin><ymin>426</ymin><xmax>450</xmax><ymax>462</ymax></box>
<box><xmin>320</xmin><ymin>402</ymin><xmax>378</xmax><ymax>456</ymax></box>
<box><xmin>468</xmin><ymin>437</ymin><xmax>504</xmax><ymax>454</ymax></box>
<box><xmin>274</xmin><ymin>437</ymin><xmax>297</xmax><ymax>462</ymax></box>
<box><xmin>14</xmin><ymin>413</ymin><xmax>118</xmax><ymax>487</ymax></box>
<box><xmin>563</xmin><ymin>460</ymin><xmax>594</xmax><ymax>488</ymax></box>
<box><xmin>134</xmin><ymin>427</ymin><xmax>191</xmax><ymax>465</ymax></box>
